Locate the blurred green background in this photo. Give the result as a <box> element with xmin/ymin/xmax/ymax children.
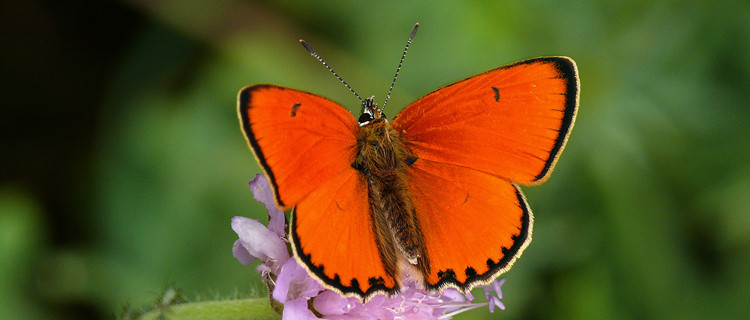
<box><xmin>2</xmin><ymin>0</ymin><xmax>749</xmax><ymax>319</ymax></box>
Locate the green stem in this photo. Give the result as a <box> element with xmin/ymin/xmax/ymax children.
<box><xmin>137</xmin><ymin>298</ymin><xmax>280</xmax><ymax>320</ymax></box>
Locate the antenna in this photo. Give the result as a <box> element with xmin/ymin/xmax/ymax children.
<box><xmin>299</xmin><ymin>40</ymin><xmax>364</xmax><ymax>104</ymax></box>
<box><xmin>382</xmin><ymin>23</ymin><xmax>419</xmax><ymax>110</ymax></box>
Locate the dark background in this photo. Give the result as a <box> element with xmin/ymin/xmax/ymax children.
<box><xmin>2</xmin><ymin>1</ymin><xmax>749</xmax><ymax>319</ymax></box>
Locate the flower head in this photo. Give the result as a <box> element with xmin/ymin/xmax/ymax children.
<box><xmin>233</xmin><ymin>174</ymin><xmax>507</xmax><ymax>319</ymax></box>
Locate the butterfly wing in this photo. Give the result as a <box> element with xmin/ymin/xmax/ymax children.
<box><xmin>238</xmin><ymin>85</ymin><xmax>397</xmax><ymax>297</ymax></box>
<box><xmin>406</xmin><ymin>160</ymin><xmax>531</xmax><ymax>291</ymax></box>
<box><xmin>291</xmin><ymin>168</ymin><xmax>398</xmax><ymax>297</ymax></box>
<box><xmin>239</xmin><ymin>84</ymin><xmax>360</xmax><ymax>208</ymax></box>
<box><xmin>392</xmin><ymin>57</ymin><xmax>578</xmax><ymax>185</ymax></box>
<box><xmin>392</xmin><ymin>57</ymin><xmax>578</xmax><ymax>290</ymax></box>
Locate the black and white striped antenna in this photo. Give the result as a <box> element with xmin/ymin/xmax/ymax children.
<box><xmin>299</xmin><ymin>23</ymin><xmax>419</xmax><ymax>111</ymax></box>
<box><xmin>299</xmin><ymin>40</ymin><xmax>364</xmax><ymax>104</ymax></box>
<box><xmin>383</xmin><ymin>23</ymin><xmax>419</xmax><ymax>111</ymax></box>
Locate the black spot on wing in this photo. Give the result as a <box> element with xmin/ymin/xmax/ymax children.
<box><xmin>437</xmin><ymin>268</ymin><xmax>457</xmax><ymax>281</ymax></box>
<box><xmin>491</xmin><ymin>86</ymin><xmax>500</xmax><ymax>102</ymax></box>
<box><xmin>351</xmin><ymin>161</ymin><xmax>367</xmax><ymax>174</ymax></box>
<box><xmin>290</xmin><ymin>102</ymin><xmax>301</xmax><ymax>117</ymax></box>
<box><xmin>369</xmin><ymin>277</ymin><xmax>386</xmax><ymax>286</ymax></box>
<box><xmin>405</xmin><ymin>155</ymin><xmax>418</xmax><ymax>166</ymax></box>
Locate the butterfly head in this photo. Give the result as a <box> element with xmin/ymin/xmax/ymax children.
<box><xmin>358</xmin><ymin>96</ymin><xmax>387</xmax><ymax>126</ymax></box>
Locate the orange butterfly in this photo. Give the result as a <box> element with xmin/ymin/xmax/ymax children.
<box><xmin>237</xmin><ymin>24</ymin><xmax>578</xmax><ymax>300</ymax></box>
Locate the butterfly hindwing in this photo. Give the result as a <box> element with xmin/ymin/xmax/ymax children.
<box><xmin>392</xmin><ymin>57</ymin><xmax>579</xmax><ymax>184</ymax></box>
<box><xmin>238</xmin><ymin>84</ymin><xmax>397</xmax><ymax>297</ymax></box>
<box><xmin>406</xmin><ymin>159</ymin><xmax>532</xmax><ymax>291</ymax></box>
<box><xmin>291</xmin><ymin>168</ymin><xmax>398</xmax><ymax>297</ymax></box>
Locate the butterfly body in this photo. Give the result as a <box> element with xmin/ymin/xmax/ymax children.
<box><xmin>239</xmin><ymin>57</ymin><xmax>579</xmax><ymax>300</ymax></box>
<box><xmin>353</xmin><ymin>100</ymin><xmax>428</xmax><ymax>280</ymax></box>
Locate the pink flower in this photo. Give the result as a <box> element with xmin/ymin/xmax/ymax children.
<box><xmin>233</xmin><ymin>174</ymin><xmax>507</xmax><ymax>319</ymax></box>
<box><xmin>274</xmin><ymin>259</ymin><xmax>325</xmax><ymax>319</ymax></box>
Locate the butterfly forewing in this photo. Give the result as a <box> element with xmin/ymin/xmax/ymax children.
<box><xmin>392</xmin><ymin>57</ymin><xmax>578</xmax><ymax>184</ymax></box>
<box><xmin>238</xmin><ymin>85</ymin><xmax>360</xmax><ymax>207</ymax></box>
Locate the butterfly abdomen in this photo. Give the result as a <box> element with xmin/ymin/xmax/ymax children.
<box><xmin>353</xmin><ymin>120</ymin><xmax>429</xmax><ymax>280</ymax></box>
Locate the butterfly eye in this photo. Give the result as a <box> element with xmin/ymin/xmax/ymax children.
<box><xmin>358</xmin><ymin>113</ymin><xmax>374</xmax><ymax>125</ymax></box>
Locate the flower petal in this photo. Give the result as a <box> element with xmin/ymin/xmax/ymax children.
<box><xmin>249</xmin><ymin>174</ymin><xmax>286</xmax><ymax>237</ymax></box>
<box><xmin>313</xmin><ymin>290</ymin><xmax>350</xmax><ymax>315</ymax></box>
<box><xmin>232</xmin><ymin>239</ymin><xmax>256</xmax><ymax>265</ymax></box>
<box><xmin>282</xmin><ymin>297</ymin><xmax>320</xmax><ymax>320</ymax></box>
<box><xmin>483</xmin><ymin>279</ymin><xmax>507</xmax><ymax>313</ymax></box>
<box><xmin>231</xmin><ymin>216</ymin><xmax>289</xmax><ymax>268</ymax></box>
<box><xmin>464</xmin><ymin>290</ymin><xmax>475</xmax><ymax>302</ymax></box>
<box><xmin>273</xmin><ymin>258</ymin><xmax>324</xmax><ymax>303</ymax></box>
<box><xmin>494</xmin><ymin>278</ymin><xmax>505</xmax><ymax>299</ymax></box>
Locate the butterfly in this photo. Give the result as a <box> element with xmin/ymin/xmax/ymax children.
<box><xmin>237</xmin><ymin>24</ymin><xmax>579</xmax><ymax>300</ymax></box>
